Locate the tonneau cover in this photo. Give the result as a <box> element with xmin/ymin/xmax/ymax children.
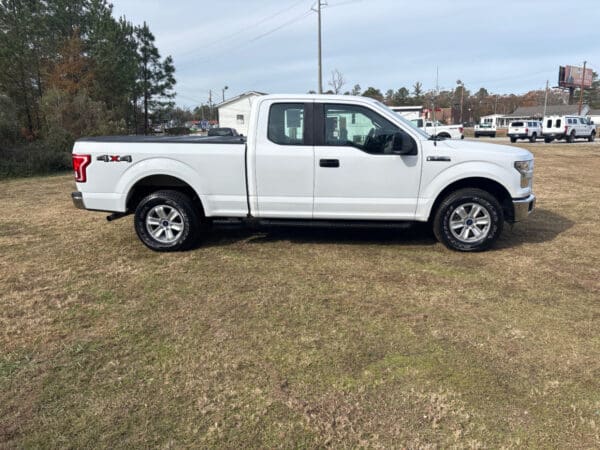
<box><xmin>77</xmin><ymin>135</ymin><xmax>246</xmax><ymax>144</ymax></box>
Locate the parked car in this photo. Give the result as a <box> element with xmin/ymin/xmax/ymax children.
<box><xmin>542</xmin><ymin>115</ymin><xmax>596</xmax><ymax>143</ymax></box>
<box><xmin>410</xmin><ymin>118</ymin><xmax>464</xmax><ymax>140</ymax></box>
<box><xmin>508</xmin><ymin>120</ymin><xmax>542</xmax><ymax>143</ymax></box>
<box><xmin>207</xmin><ymin>127</ymin><xmax>239</xmax><ymax>137</ymax></box>
<box><xmin>474</xmin><ymin>122</ymin><xmax>496</xmax><ymax>138</ymax></box>
<box><xmin>71</xmin><ymin>94</ymin><xmax>535</xmax><ymax>252</ymax></box>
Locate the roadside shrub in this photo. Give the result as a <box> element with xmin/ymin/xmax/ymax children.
<box><xmin>165</xmin><ymin>127</ymin><xmax>190</xmax><ymax>136</ymax></box>
<box><xmin>0</xmin><ymin>140</ymin><xmax>71</xmax><ymax>179</ymax></box>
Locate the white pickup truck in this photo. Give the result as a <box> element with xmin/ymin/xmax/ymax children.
<box><xmin>474</xmin><ymin>122</ymin><xmax>497</xmax><ymax>138</ymax></box>
<box><xmin>410</xmin><ymin>118</ymin><xmax>464</xmax><ymax>140</ymax></box>
<box><xmin>72</xmin><ymin>94</ymin><xmax>535</xmax><ymax>252</ymax></box>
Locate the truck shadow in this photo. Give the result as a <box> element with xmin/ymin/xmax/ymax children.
<box><xmin>198</xmin><ymin>208</ymin><xmax>573</xmax><ymax>250</ymax></box>
<box><xmin>202</xmin><ymin>222</ymin><xmax>437</xmax><ymax>248</ymax></box>
<box><xmin>494</xmin><ymin>208</ymin><xmax>574</xmax><ymax>249</ymax></box>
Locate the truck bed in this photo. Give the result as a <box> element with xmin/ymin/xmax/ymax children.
<box><xmin>73</xmin><ymin>135</ymin><xmax>248</xmax><ymax>215</ymax></box>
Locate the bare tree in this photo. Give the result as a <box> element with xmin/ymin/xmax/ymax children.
<box><xmin>328</xmin><ymin>69</ymin><xmax>346</xmax><ymax>94</ymax></box>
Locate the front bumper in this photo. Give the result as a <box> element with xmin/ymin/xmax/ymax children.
<box><xmin>512</xmin><ymin>194</ymin><xmax>536</xmax><ymax>222</ymax></box>
<box><xmin>72</xmin><ymin>191</ymin><xmax>85</xmax><ymax>209</ymax></box>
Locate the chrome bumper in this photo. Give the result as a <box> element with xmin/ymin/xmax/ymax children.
<box><xmin>512</xmin><ymin>194</ymin><xmax>536</xmax><ymax>222</ymax></box>
<box><xmin>71</xmin><ymin>192</ymin><xmax>85</xmax><ymax>209</ymax></box>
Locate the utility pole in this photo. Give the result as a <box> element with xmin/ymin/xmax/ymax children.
<box><xmin>578</xmin><ymin>61</ymin><xmax>587</xmax><ymax>115</ymax></box>
<box><xmin>543</xmin><ymin>80</ymin><xmax>549</xmax><ymax>118</ymax></box>
<box><xmin>317</xmin><ymin>0</ymin><xmax>323</xmax><ymax>94</ymax></box>
<box><xmin>457</xmin><ymin>80</ymin><xmax>464</xmax><ymax>123</ymax></box>
<box><xmin>208</xmin><ymin>89</ymin><xmax>213</xmax><ymax>121</ymax></box>
<box><xmin>433</xmin><ymin>66</ymin><xmax>439</xmax><ymax>124</ymax></box>
<box><xmin>222</xmin><ymin>85</ymin><xmax>228</xmax><ymax>103</ymax></box>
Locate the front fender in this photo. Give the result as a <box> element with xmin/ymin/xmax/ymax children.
<box><xmin>416</xmin><ymin>161</ymin><xmax>517</xmax><ymax>221</ymax></box>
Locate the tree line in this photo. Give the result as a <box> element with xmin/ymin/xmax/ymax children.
<box><xmin>0</xmin><ymin>0</ymin><xmax>175</xmax><ymax>176</ymax></box>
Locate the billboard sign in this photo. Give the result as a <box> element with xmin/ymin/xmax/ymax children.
<box><xmin>558</xmin><ymin>65</ymin><xmax>594</xmax><ymax>88</ymax></box>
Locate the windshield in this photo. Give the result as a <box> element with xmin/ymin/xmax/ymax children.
<box><xmin>373</xmin><ymin>101</ymin><xmax>430</xmax><ymax>139</ymax></box>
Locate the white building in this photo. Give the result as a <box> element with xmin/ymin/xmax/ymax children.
<box><xmin>388</xmin><ymin>106</ymin><xmax>423</xmax><ymax>121</ymax></box>
<box><xmin>217</xmin><ymin>91</ymin><xmax>265</xmax><ymax>135</ymax></box>
<box><xmin>479</xmin><ymin>114</ymin><xmax>506</xmax><ymax>128</ymax></box>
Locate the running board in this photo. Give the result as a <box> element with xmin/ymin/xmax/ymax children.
<box><xmin>212</xmin><ymin>218</ymin><xmax>416</xmax><ymax>230</ymax></box>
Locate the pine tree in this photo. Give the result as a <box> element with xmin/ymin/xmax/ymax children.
<box><xmin>135</xmin><ymin>22</ymin><xmax>175</xmax><ymax>134</ymax></box>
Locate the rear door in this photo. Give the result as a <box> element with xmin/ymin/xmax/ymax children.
<box><xmin>253</xmin><ymin>100</ymin><xmax>314</xmax><ymax>218</ymax></box>
<box><xmin>312</xmin><ymin>103</ymin><xmax>422</xmax><ymax>220</ymax></box>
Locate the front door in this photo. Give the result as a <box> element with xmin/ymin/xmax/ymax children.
<box><xmin>313</xmin><ymin>103</ymin><xmax>422</xmax><ymax>220</ymax></box>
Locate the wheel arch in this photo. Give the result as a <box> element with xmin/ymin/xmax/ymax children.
<box><xmin>126</xmin><ymin>174</ymin><xmax>205</xmax><ymax>217</ymax></box>
<box><xmin>428</xmin><ymin>177</ymin><xmax>514</xmax><ymax>222</ymax></box>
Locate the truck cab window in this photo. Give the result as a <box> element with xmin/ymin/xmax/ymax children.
<box><xmin>324</xmin><ymin>104</ymin><xmax>415</xmax><ymax>155</ymax></box>
<box><xmin>268</xmin><ymin>103</ymin><xmax>305</xmax><ymax>145</ymax></box>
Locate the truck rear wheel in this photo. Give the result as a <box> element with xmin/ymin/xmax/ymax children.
<box><xmin>529</xmin><ymin>133</ymin><xmax>537</xmax><ymax>143</ymax></box>
<box><xmin>134</xmin><ymin>190</ymin><xmax>201</xmax><ymax>251</ymax></box>
<box><xmin>566</xmin><ymin>131</ymin><xmax>575</xmax><ymax>143</ymax></box>
<box><xmin>589</xmin><ymin>131</ymin><xmax>596</xmax><ymax>142</ymax></box>
<box><xmin>433</xmin><ymin>188</ymin><xmax>503</xmax><ymax>252</ymax></box>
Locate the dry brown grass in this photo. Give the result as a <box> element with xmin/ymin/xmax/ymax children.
<box><xmin>1</xmin><ymin>142</ymin><xmax>599</xmax><ymax>448</ymax></box>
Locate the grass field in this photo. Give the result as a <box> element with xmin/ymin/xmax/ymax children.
<box><xmin>1</xmin><ymin>141</ymin><xmax>599</xmax><ymax>448</ymax></box>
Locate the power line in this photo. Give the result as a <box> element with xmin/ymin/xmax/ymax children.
<box><xmin>327</xmin><ymin>0</ymin><xmax>364</xmax><ymax>7</ymax></box>
<box><xmin>182</xmin><ymin>9</ymin><xmax>313</xmax><ymax>66</ymax></box>
<box><xmin>179</xmin><ymin>0</ymin><xmax>311</xmax><ymax>58</ymax></box>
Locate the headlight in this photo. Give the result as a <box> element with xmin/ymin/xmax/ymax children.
<box><xmin>514</xmin><ymin>160</ymin><xmax>534</xmax><ymax>188</ymax></box>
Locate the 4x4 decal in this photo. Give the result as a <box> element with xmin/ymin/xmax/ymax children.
<box><xmin>97</xmin><ymin>155</ymin><xmax>132</xmax><ymax>162</ymax></box>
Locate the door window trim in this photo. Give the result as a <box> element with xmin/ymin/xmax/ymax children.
<box><xmin>314</xmin><ymin>103</ymin><xmax>417</xmax><ymax>155</ymax></box>
<box><xmin>267</xmin><ymin>102</ymin><xmax>314</xmax><ymax>146</ymax></box>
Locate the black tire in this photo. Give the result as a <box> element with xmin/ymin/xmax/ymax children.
<box><xmin>566</xmin><ymin>131</ymin><xmax>575</xmax><ymax>143</ymax></box>
<box><xmin>134</xmin><ymin>190</ymin><xmax>202</xmax><ymax>251</ymax></box>
<box><xmin>474</xmin><ymin>133</ymin><xmax>480</xmax><ymax>138</ymax></box>
<box><xmin>589</xmin><ymin>131</ymin><xmax>596</xmax><ymax>142</ymax></box>
<box><xmin>529</xmin><ymin>133</ymin><xmax>537</xmax><ymax>143</ymax></box>
<box><xmin>433</xmin><ymin>188</ymin><xmax>503</xmax><ymax>252</ymax></box>
<box><xmin>491</xmin><ymin>133</ymin><xmax>496</xmax><ymax>138</ymax></box>
<box><xmin>544</xmin><ymin>137</ymin><xmax>553</xmax><ymax>143</ymax></box>
<box><xmin>510</xmin><ymin>137</ymin><xmax>517</xmax><ymax>143</ymax></box>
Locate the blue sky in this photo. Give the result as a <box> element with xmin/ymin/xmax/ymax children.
<box><xmin>111</xmin><ymin>0</ymin><xmax>599</xmax><ymax>108</ymax></box>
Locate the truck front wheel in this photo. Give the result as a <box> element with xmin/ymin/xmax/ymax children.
<box><xmin>134</xmin><ymin>190</ymin><xmax>201</xmax><ymax>251</ymax></box>
<box><xmin>433</xmin><ymin>188</ymin><xmax>503</xmax><ymax>252</ymax></box>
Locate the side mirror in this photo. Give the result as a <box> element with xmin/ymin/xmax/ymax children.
<box><xmin>392</xmin><ymin>132</ymin><xmax>414</xmax><ymax>155</ymax></box>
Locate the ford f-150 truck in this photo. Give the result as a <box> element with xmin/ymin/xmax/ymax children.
<box><xmin>72</xmin><ymin>94</ymin><xmax>535</xmax><ymax>252</ymax></box>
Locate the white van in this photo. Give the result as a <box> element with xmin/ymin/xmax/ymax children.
<box><xmin>508</xmin><ymin>121</ymin><xmax>542</xmax><ymax>143</ymax></box>
<box><xmin>542</xmin><ymin>115</ymin><xmax>596</xmax><ymax>143</ymax></box>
